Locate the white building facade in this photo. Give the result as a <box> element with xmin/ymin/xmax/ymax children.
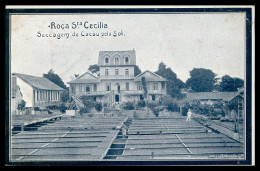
<box><xmin>12</xmin><ymin>73</ymin><xmax>65</xmax><ymax>109</ymax></box>
<box><xmin>68</xmin><ymin>50</ymin><xmax>167</xmax><ymax>104</ymax></box>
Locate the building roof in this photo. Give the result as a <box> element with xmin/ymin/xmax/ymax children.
<box><xmin>68</xmin><ymin>79</ymin><xmax>100</xmax><ymax>84</ymax></box>
<box><xmin>67</xmin><ymin>71</ymin><xmax>100</xmax><ymax>84</ymax></box>
<box><xmin>98</xmin><ymin>50</ymin><xmax>136</xmax><ymax>66</ymax></box>
<box><xmin>186</xmin><ymin>92</ymin><xmax>239</xmax><ymax>101</ymax></box>
<box><xmin>134</xmin><ymin>70</ymin><xmax>168</xmax><ymax>82</ymax></box>
<box><xmin>13</xmin><ymin>73</ymin><xmax>65</xmax><ymax>91</ymax></box>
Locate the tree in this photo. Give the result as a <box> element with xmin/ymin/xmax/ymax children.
<box><xmin>141</xmin><ymin>77</ymin><xmax>148</xmax><ymax>99</ymax></box>
<box><xmin>60</xmin><ymin>90</ymin><xmax>70</xmax><ymax>102</ymax></box>
<box><xmin>186</xmin><ymin>68</ymin><xmax>217</xmax><ymax>92</ymax></box>
<box><xmin>43</xmin><ymin>69</ymin><xmax>69</xmax><ymax>102</ymax></box>
<box><xmin>88</xmin><ymin>64</ymin><xmax>100</xmax><ymax>74</ymax></box>
<box><xmin>43</xmin><ymin>69</ymin><xmax>67</xmax><ymax>90</ymax></box>
<box><xmin>220</xmin><ymin>75</ymin><xmax>244</xmax><ymax>92</ymax></box>
<box><xmin>155</xmin><ymin>62</ymin><xmax>185</xmax><ymax>99</ymax></box>
<box><xmin>134</xmin><ymin>65</ymin><xmax>142</xmax><ymax>76</ymax></box>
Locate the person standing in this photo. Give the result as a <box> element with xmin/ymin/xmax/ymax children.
<box><xmin>186</xmin><ymin>109</ymin><xmax>192</xmax><ymax>121</ymax></box>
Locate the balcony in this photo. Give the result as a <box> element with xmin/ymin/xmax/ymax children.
<box><xmin>100</xmin><ymin>75</ymin><xmax>134</xmax><ymax>79</ymax></box>
<box><xmin>72</xmin><ymin>91</ymin><xmax>112</xmax><ymax>97</ymax></box>
<box><xmin>148</xmin><ymin>89</ymin><xmax>167</xmax><ymax>95</ymax></box>
<box><xmin>122</xmin><ymin>90</ymin><xmax>144</xmax><ymax>95</ymax></box>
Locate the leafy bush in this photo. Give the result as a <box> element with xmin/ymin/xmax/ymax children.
<box><xmin>34</xmin><ymin>107</ymin><xmax>40</xmax><ymax>111</ymax></box>
<box><xmin>181</xmin><ymin>106</ymin><xmax>189</xmax><ymax>116</ymax></box>
<box><xmin>181</xmin><ymin>101</ymin><xmax>190</xmax><ymax>116</ymax></box>
<box><xmin>166</xmin><ymin>101</ymin><xmax>179</xmax><ymax>112</ymax></box>
<box><xmin>59</xmin><ymin>103</ymin><xmax>67</xmax><ymax>113</ymax></box>
<box><xmin>147</xmin><ymin>101</ymin><xmax>157</xmax><ymax>109</ymax></box>
<box><xmin>79</xmin><ymin>107</ymin><xmax>91</xmax><ymax>114</ymax></box>
<box><xmin>17</xmin><ymin>100</ymin><xmax>26</xmax><ymax>110</ymax></box>
<box><xmin>150</xmin><ymin>106</ymin><xmax>165</xmax><ymax>117</ymax></box>
<box><xmin>80</xmin><ymin>96</ymin><xmax>95</xmax><ymax>108</ymax></box>
<box><xmin>122</xmin><ymin>101</ymin><xmax>135</xmax><ymax>110</ymax></box>
<box><xmin>94</xmin><ymin>102</ymin><xmax>103</xmax><ymax>112</ymax></box>
<box><xmin>60</xmin><ymin>90</ymin><xmax>70</xmax><ymax>102</ymax></box>
<box><xmin>159</xmin><ymin>96</ymin><xmax>179</xmax><ymax>112</ymax></box>
<box><xmin>137</xmin><ymin>100</ymin><xmax>146</xmax><ymax>108</ymax></box>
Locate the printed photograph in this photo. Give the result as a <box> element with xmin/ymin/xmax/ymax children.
<box><xmin>6</xmin><ymin>6</ymin><xmax>254</xmax><ymax>165</ymax></box>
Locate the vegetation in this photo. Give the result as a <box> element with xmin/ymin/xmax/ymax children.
<box><xmin>121</xmin><ymin>101</ymin><xmax>135</xmax><ymax>110</ymax></box>
<box><xmin>59</xmin><ymin>103</ymin><xmax>67</xmax><ymax>113</ymax></box>
<box><xmin>158</xmin><ymin>95</ymin><xmax>179</xmax><ymax>112</ymax></box>
<box><xmin>137</xmin><ymin>100</ymin><xmax>146</xmax><ymax>108</ymax></box>
<box><xmin>186</xmin><ymin>68</ymin><xmax>217</xmax><ymax>92</ymax></box>
<box><xmin>88</xmin><ymin>64</ymin><xmax>100</xmax><ymax>74</ymax></box>
<box><xmin>60</xmin><ymin>90</ymin><xmax>70</xmax><ymax>102</ymax></box>
<box><xmin>181</xmin><ymin>101</ymin><xmax>190</xmax><ymax>116</ymax></box>
<box><xmin>79</xmin><ymin>107</ymin><xmax>91</xmax><ymax>114</ymax></box>
<box><xmin>134</xmin><ymin>65</ymin><xmax>142</xmax><ymax>76</ymax></box>
<box><xmin>43</xmin><ymin>69</ymin><xmax>67</xmax><ymax>90</ymax></box>
<box><xmin>220</xmin><ymin>75</ymin><xmax>244</xmax><ymax>92</ymax></box>
<box><xmin>94</xmin><ymin>102</ymin><xmax>103</xmax><ymax>112</ymax></box>
<box><xmin>141</xmin><ymin>77</ymin><xmax>148</xmax><ymax>99</ymax></box>
<box><xmin>17</xmin><ymin>100</ymin><xmax>26</xmax><ymax>111</ymax></box>
<box><xmin>188</xmin><ymin>101</ymin><xmax>225</xmax><ymax>118</ymax></box>
<box><xmin>43</xmin><ymin>69</ymin><xmax>70</xmax><ymax>102</ymax></box>
<box><xmin>155</xmin><ymin>62</ymin><xmax>185</xmax><ymax>99</ymax></box>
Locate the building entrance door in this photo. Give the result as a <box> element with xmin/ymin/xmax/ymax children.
<box><xmin>115</xmin><ymin>94</ymin><xmax>120</xmax><ymax>103</ymax></box>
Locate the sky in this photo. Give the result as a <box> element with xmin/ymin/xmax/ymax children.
<box><xmin>10</xmin><ymin>13</ymin><xmax>246</xmax><ymax>84</ymax></box>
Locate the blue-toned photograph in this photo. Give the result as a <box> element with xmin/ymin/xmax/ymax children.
<box><xmin>5</xmin><ymin>6</ymin><xmax>255</xmax><ymax>166</ymax></box>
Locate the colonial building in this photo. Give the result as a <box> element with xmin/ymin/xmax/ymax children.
<box><xmin>68</xmin><ymin>50</ymin><xmax>167</xmax><ymax>104</ymax></box>
<box><xmin>185</xmin><ymin>92</ymin><xmax>239</xmax><ymax>105</ymax></box>
<box><xmin>11</xmin><ymin>73</ymin><xmax>65</xmax><ymax>112</ymax></box>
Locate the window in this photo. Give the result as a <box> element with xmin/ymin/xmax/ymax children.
<box><xmin>153</xmin><ymin>83</ymin><xmax>158</xmax><ymax>90</ymax></box>
<box><xmin>105</xmin><ymin>69</ymin><xmax>109</xmax><ymax>76</ymax></box>
<box><xmin>125</xmin><ymin>56</ymin><xmax>129</xmax><ymax>64</ymax></box>
<box><xmin>125</xmin><ymin>69</ymin><xmax>129</xmax><ymax>76</ymax></box>
<box><xmin>115</xmin><ymin>56</ymin><xmax>119</xmax><ymax>64</ymax></box>
<box><xmin>71</xmin><ymin>84</ymin><xmax>75</xmax><ymax>94</ymax></box>
<box><xmin>106</xmin><ymin>83</ymin><xmax>111</xmax><ymax>91</ymax></box>
<box><xmin>138</xmin><ymin>84</ymin><xmax>143</xmax><ymax>90</ymax></box>
<box><xmin>152</xmin><ymin>95</ymin><xmax>156</xmax><ymax>101</ymax></box>
<box><xmin>79</xmin><ymin>84</ymin><xmax>82</xmax><ymax>92</ymax></box>
<box><xmin>115</xmin><ymin>69</ymin><xmax>119</xmax><ymax>75</ymax></box>
<box><xmin>93</xmin><ymin>84</ymin><xmax>97</xmax><ymax>92</ymax></box>
<box><xmin>126</xmin><ymin>82</ymin><xmax>129</xmax><ymax>91</ymax></box>
<box><xmin>86</xmin><ymin>85</ymin><xmax>90</xmax><ymax>93</ymax></box>
<box><xmin>105</xmin><ymin>57</ymin><xmax>109</xmax><ymax>64</ymax></box>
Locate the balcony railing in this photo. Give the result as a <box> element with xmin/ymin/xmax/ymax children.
<box><xmin>71</xmin><ymin>89</ymin><xmax>166</xmax><ymax>97</ymax></box>
<box><xmin>100</xmin><ymin>75</ymin><xmax>134</xmax><ymax>79</ymax></box>
<box><xmin>148</xmin><ymin>89</ymin><xmax>167</xmax><ymax>94</ymax></box>
<box><xmin>73</xmin><ymin>91</ymin><xmax>112</xmax><ymax>96</ymax></box>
